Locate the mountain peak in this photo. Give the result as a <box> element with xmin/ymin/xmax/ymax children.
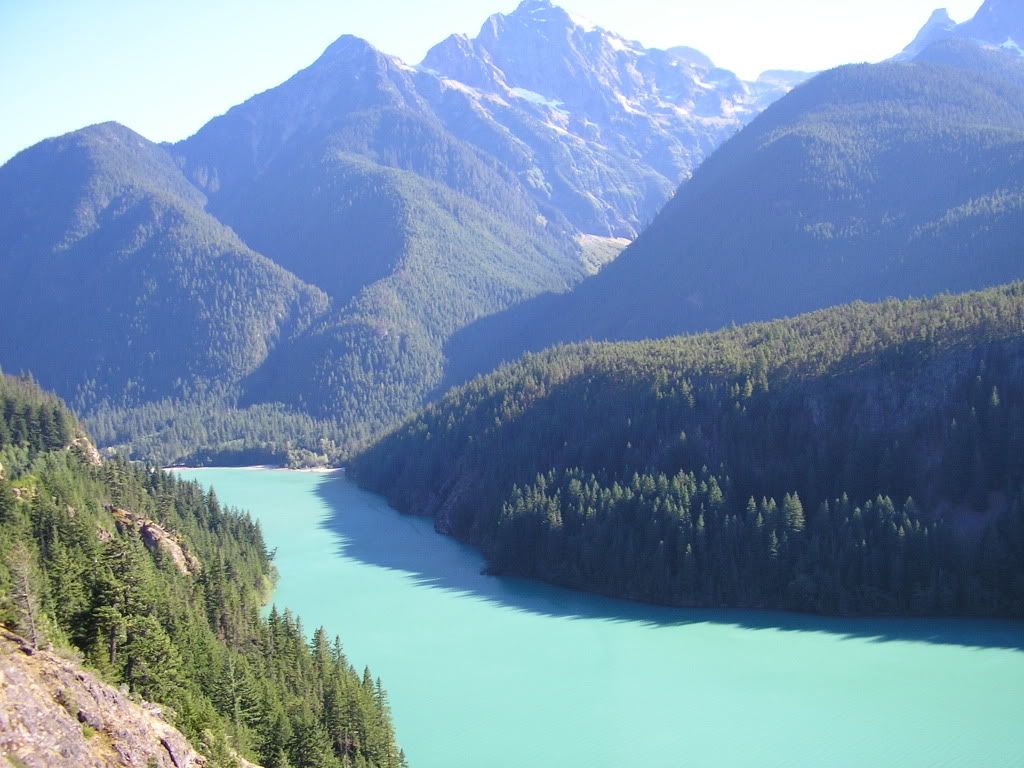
<box><xmin>496</xmin><ymin>0</ymin><xmax>600</xmax><ymax>34</ymax></box>
<box><xmin>897</xmin><ymin>7</ymin><xmax>959</xmax><ymax>60</ymax></box>
<box><xmin>421</xmin><ymin>33</ymin><xmax>508</xmax><ymax>90</ymax></box>
<box><xmin>513</xmin><ymin>1</ymin><xmax>570</xmax><ymax>24</ymax></box>
<box><xmin>318</xmin><ymin>34</ymin><xmax>383</xmax><ymax>63</ymax></box>
<box><xmin>514</xmin><ymin>0</ymin><xmax>558</xmax><ymax>15</ymax></box>
<box><xmin>898</xmin><ymin>0</ymin><xmax>1024</xmax><ymax>60</ymax></box>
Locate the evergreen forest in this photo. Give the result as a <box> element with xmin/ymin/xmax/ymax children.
<box><xmin>0</xmin><ymin>374</ymin><xmax>405</xmax><ymax>768</ymax></box>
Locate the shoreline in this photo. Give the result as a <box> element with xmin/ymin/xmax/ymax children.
<box><xmin>165</xmin><ymin>465</ymin><xmax>343</xmax><ymax>474</ymax></box>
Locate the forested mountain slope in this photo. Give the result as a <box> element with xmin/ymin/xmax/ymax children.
<box><xmin>0</xmin><ymin>123</ymin><xmax>328</xmax><ymax>408</ymax></box>
<box><xmin>183</xmin><ymin>55</ymin><xmax>585</xmax><ymax>426</ymax></box>
<box><xmin>0</xmin><ymin>374</ymin><xmax>405</xmax><ymax>767</ymax></box>
<box><xmin>170</xmin><ymin>2</ymin><xmax>796</xmax><ymax>433</ymax></box>
<box><xmin>444</xmin><ymin>40</ymin><xmax>1024</xmax><ymax>384</ymax></box>
<box><xmin>354</xmin><ymin>284</ymin><xmax>1024</xmax><ymax>616</ymax></box>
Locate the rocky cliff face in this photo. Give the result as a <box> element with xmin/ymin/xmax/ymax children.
<box><xmin>0</xmin><ymin>628</ymin><xmax>253</xmax><ymax>768</ymax></box>
<box><xmin>71</xmin><ymin>435</ymin><xmax>104</xmax><ymax>468</ymax></box>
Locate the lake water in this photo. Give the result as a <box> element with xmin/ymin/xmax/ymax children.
<box><xmin>178</xmin><ymin>467</ymin><xmax>1024</xmax><ymax>768</ymax></box>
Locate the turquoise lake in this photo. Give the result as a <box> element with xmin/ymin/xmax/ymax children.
<box><xmin>178</xmin><ymin>467</ymin><xmax>1024</xmax><ymax>768</ymax></box>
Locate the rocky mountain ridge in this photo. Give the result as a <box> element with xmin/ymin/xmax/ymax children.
<box><xmin>416</xmin><ymin>0</ymin><xmax>805</xmax><ymax>236</ymax></box>
<box><xmin>899</xmin><ymin>0</ymin><xmax>1024</xmax><ymax>59</ymax></box>
<box><xmin>178</xmin><ymin>0</ymin><xmax>805</xmax><ymax>241</ymax></box>
<box><xmin>441</xmin><ymin>36</ymin><xmax>1024</xmax><ymax>384</ymax></box>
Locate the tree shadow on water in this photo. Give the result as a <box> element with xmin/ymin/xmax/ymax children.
<box><xmin>313</xmin><ymin>473</ymin><xmax>1024</xmax><ymax>653</ymax></box>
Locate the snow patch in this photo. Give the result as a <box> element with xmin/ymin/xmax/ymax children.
<box><xmin>1001</xmin><ymin>37</ymin><xmax>1024</xmax><ymax>56</ymax></box>
<box><xmin>607</xmin><ymin>35</ymin><xmax>633</xmax><ymax>53</ymax></box>
<box><xmin>602</xmin><ymin>30</ymin><xmax>643</xmax><ymax>54</ymax></box>
<box><xmin>613</xmin><ymin>92</ymin><xmax>644</xmax><ymax>116</ymax></box>
<box><xmin>509</xmin><ymin>87</ymin><xmax>564</xmax><ymax>109</ymax></box>
<box><xmin>442</xmin><ymin>78</ymin><xmax>482</xmax><ymax>97</ymax></box>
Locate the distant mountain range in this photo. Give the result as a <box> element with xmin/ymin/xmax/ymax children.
<box><xmin>443</xmin><ymin>12</ymin><xmax>1024</xmax><ymax>385</ymax></box>
<box><xmin>416</xmin><ymin>0</ymin><xmax>803</xmax><ymax>236</ymax></box>
<box><xmin>0</xmin><ymin>0</ymin><xmax>805</xmax><ymax>463</ymax></box>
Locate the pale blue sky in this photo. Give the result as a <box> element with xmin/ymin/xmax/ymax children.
<box><xmin>1</xmin><ymin>0</ymin><xmax>983</xmax><ymax>164</ymax></box>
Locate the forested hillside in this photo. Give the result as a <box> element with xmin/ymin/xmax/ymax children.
<box><xmin>444</xmin><ymin>40</ymin><xmax>1024</xmax><ymax>384</ymax></box>
<box><xmin>354</xmin><ymin>284</ymin><xmax>1024</xmax><ymax>616</ymax></box>
<box><xmin>0</xmin><ymin>374</ymin><xmax>405</xmax><ymax>767</ymax></box>
<box><xmin>0</xmin><ymin>123</ymin><xmax>328</xmax><ymax>408</ymax></box>
<box><xmin>4</xmin><ymin>5</ymin><xmax>1021</xmax><ymax>470</ymax></box>
<box><xmin>171</xmin><ymin>30</ymin><xmax>593</xmax><ymax>440</ymax></box>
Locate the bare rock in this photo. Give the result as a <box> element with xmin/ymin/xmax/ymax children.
<box><xmin>71</xmin><ymin>436</ymin><xmax>103</xmax><ymax>467</ymax></box>
<box><xmin>0</xmin><ymin>627</ymin><xmax>238</xmax><ymax>768</ymax></box>
<box><xmin>109</xmin><ymin>508</ymin><xmax>200</xmax><ymax>576</ymax></box>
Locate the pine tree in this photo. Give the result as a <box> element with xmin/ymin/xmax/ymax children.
<box><xmin>783</xmin><ymin>493</ymin><xmax>806</xmax><ymax>535</ymax></box>
<box><xmin>124</xmin><ymin>614</ymin><xmax>185</xmax><ymax>704</ymax></box>
<box><xmin>8</xmin><ymin>540</ymin><xmax>43</xmax><ymax>648</ymax></box>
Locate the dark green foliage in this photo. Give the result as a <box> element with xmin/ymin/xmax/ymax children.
<box><xmin>445</xmin><ymin>45</ymin><xmax>1024</xmax><ymax>385</ymax></box>
<box><xmin>0</xmin><ymin>375</ymin><xmax>403</xmax><ymax>767</ymax></box>
<box><xmin>0</xmin><ymin>374</ymin><xmax>76</xmax><ymax>459</ymax></box>
<box><xmin>354</xmin><ymin>283</ymin><xmax>1024</xmax><ymax>616</ymax></box>
<box><xmin>85</xmin><ymin>393</ymin><xmax>350</xmax><ymax>468</ymax></box>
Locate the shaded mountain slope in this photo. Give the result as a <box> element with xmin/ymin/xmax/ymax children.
<box><xmin>0</xmin><ymin>123</ymin><xmax>328</xmax><ymax>408</ymax></box>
